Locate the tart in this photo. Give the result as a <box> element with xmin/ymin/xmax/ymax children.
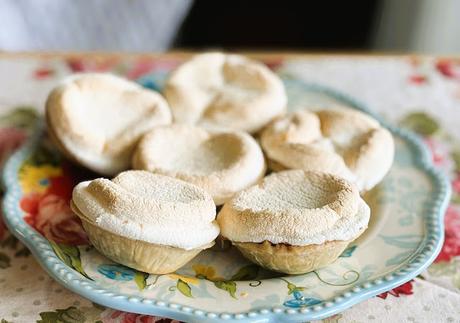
<box><xmin>46</xmin><ymin>73</ymin><xmax>171</xmax><ymax>175</ymax></box>
<box><xmin>260</xmin><ymin>108</ymin><xmax>394</xmax><ymax>191</ymax></box>
<box><xmin>163</xmin><ymin>52</ymin><xmax>287</xmax><ymax>133</ymax></box>
<box><xmin>217</xmin><ymin>170</ymin><xmax>370</xmax><ymax>274</ymax></box>
<box><xmin>71</xmin><ymin>170</ymin><xmax>219</xmax><ymax>274</ymax></box>
<box><xmin>132</xmin><ymin>124</ymin><xmax>266</xmax><ymax>205</ymax></box>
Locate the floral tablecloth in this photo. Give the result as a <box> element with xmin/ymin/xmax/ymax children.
<box><xmin>0</xmin><ymin>54</ymin><xmax>459</xmax><ymax>323</ymax></box>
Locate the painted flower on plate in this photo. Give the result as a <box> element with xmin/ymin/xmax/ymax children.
<box><xmin>98</xmin><ymin>264</ymin><xmax>136</xmax><ymax>281</ymax></box>
<box><xmin>167</xmin><ymin>273</ymin><xmax>199</xmax><ymax>285</ymax></box>
<box><xmin>283</xmin><ymin>290</ymin><xmax>322</xmax><ymax>308</ymax></box>
<box><xmin>22</xmin><ymin>193</ymin><xmax>88</xmax><ymax>245</ymax></box>
<box><xmin>19</xmin><ymin>164</ymin><xmax>62</xmax><ymax>194</ymax></box>
<box><xmin>97</xmin><ymin>264</ymin><xmax>150</xmax><ymax>291</ymax></box>
<box><xmin>20</xmin><ymin>164</ymin><xmax>88</xmax><ymax>245</ymax></box>
<box><xmin>192</xmin><ymin>264</ymin><xmax>223</xmax><ymax>281</ymax></box>
<box><xmin>281</xmin><ymin>279</ymin><xmax>322</xmax><ymax>308</ymax></box>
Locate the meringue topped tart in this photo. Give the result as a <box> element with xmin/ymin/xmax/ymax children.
<box><xmin>46</xmin><ymin>73</ymin><xmax>171</xmax><ymax>176</ymax></box>
<box><xmin>71</xmin><ymin>170</ymin><xmax>219</xmax><ymax>274</ymax></box>
<box><xmin>260</xmin><ymin>108</ymin><xmax>394</xmax><ymax>191</ymax></box>
<box><xmin>217</xmin><ymin>170</ymin><xmax>370</xmax><ymax>274</ymax></box>
<box><xmin>164</xmin><ymin>52</ymin><xmax>287</xmax><ymax>133</ymax></box>
<box><xmin>133</xmin><ymin>124</ymin><xmax>266</xmax><ymax>205</ymax></box>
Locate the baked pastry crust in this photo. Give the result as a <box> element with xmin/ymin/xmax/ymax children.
<box><xmin>133</xmin><ymin>124</ymin><xmax>266</xmax><ymax>205</ymax></box>
<box><xmin>71</xmin><ymin>170</ymin><xmax>219</xmax><ymax>274</ymax></box>
<box><xmin>217</xmin><ymin>170</ymin><xmax>370</xmax><ymax>274</ymax></box>
<box><xmin>163</xmin><ymin>53</ymin><xmax>287</xmax><ymax>133</ymax></box>
<box><xmin>74</xmin><ymin>204</ymin><xmax>211</xmax><ymax>274</ymax></box>
<box><xmin>234</xmin><ymin>239</ymin><xmax>357</xmax><ymax>275</ymax></box>
<box><xmin>46</xmin><ymin>73</ymin><xmax>172</xmax><ymax>175</ymax></box>
<box><xmin>260</xmin><ymin>108</ymin><xmax>394</xmax><ymax>191</ymax></box>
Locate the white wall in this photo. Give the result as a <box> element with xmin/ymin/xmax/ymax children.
<box><xmin>373</xmin><ymin>0</ymin><xmax>460</xmax><ymax>54</ymax></box>
<box><xmin>0</xmin><ymin>0</ymin><xmax>192</xmax><ymax>51</ymax></box>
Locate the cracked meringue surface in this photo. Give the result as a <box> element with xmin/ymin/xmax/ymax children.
<box><xmin>133</xmin><ymin>124</ymin><xmax>266</xmax><ymax>205</ymax></box>
<box><xmin>72</xmin><ymin>170</ymin><xmax>219</xmax><ymax>250</ymax></box>
<box><xmin>163</xmin><ymin>52</ymin><xmax>287</xmax><ymax>133</ymax></box>
<box><xmin>260</xmin><ymin>107</ymin><xmax>394</xmax><ymax>191</ymax></box>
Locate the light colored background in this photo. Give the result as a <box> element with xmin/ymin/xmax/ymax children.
<box><xmin>0</xmin><ymin>0</ymin><xmax>460</xmax><ymax>53</ymax></box>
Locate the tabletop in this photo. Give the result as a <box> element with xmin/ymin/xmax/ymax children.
<box><xmin>0</xmin><ymin>52</ymin><xmax>459</xmax><ymax>323</ymax></box>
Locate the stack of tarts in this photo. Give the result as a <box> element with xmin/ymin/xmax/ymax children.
<box><xmin>45</xmin><ymin>52</ymin><xmax>394</xmax><ymax>275</ymax></box>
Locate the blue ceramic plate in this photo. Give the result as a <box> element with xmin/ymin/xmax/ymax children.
<box><xmin>2</xmin><ymin>76</ymin><xmax>450</xmax><ymax>322</ymax></box>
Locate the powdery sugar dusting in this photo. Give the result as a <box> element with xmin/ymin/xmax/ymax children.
<box><xmin>261</xmin><ymin>108</ymin><xmax>394</xmax><ymax>191</ymax></box>
<box><xmin>218</xmin><ymin>170</ymin><xmax>370</xmax><ymax>245</ymax></box>
<box><xmin>72</xmin><ymin>170</ymin><xmax>219</xmax><ymax>250</ymax></box>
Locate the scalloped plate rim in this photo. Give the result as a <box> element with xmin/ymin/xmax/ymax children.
<box><xmin>1</xmin><ymin>79</ymin><xmax>451</xmax><ymax>323</ymax></box>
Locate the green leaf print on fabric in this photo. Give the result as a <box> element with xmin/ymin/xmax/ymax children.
<box><xmin>14</xmin><ymin>247</ymin><xmax>30</xmax><ymax>257</ymax></box>
<box><xmin>0</xmin><ymin>252</ymin><xmax>11</xmax><ymax>269</ymax></box>
<box><xmin>429</xmin><ymin>261</ymin><xmax>457</xmax><ymax>276</ymax></box>
<box><xmin>177</xmin><ymin>279</ymin><xmax>193</xmax><ymax>298</ymax></box>
<box><xmin>323</xmin><ymin>314</ymin><xmax>343</xmax><ymax>323</ymax></box>
<box><xmin>214</xmin><ymin>280</ymin><xmax>237</xmax><ymax>299</ymax></box>
<box><xmin>37</xmin><ymin>306</ymin><xmax>85</xmax><ymax>323</ymax></box>
<box><xmin>0</xmin><ymin>235</ymin><xmax>30</xmax><ymax>258</ymax></box>
<box><xmin>428</xmin><ymin>259</ymin><xmax>460</xmax><ymax>289</ymax></box>
<box><xmin>0</xmin><ymin>107</ymin><xmax>38</xmax><ymax>130</ymax></box>
<box><xmin>453</xmin><ymin>272</ymin><xmax>460</xmax><ymax>289</ymax></box>
<box><xmin>51</xmin><ymin>242</ymin><xmax>91</xmax><ymax>280</ymax></box>
<box><xmin>134</xmin><ymin>271</ymin><xmax>149</xmax><ymax>291</ymax></box>
<box><xmin>1</xmin><ymin>319</ymin><xmax>12</xmax><ymax>323</ymax></box>
<box><xmin>400</xmin><ymin>112</ymin><xmax>440</xmax><ymax>136</ymax></box>
<box><xmin>0</xmin><ymin>235</ymin><xmax>18</xmax><ymax>249</ymax></box>
<box><xmin>452</xmin><ymin>150</ymin><xmax>460</xmax><ymax>172</ymax></box>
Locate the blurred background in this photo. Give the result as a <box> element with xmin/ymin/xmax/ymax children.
<box><xmin>0</xmin><ymin>0</ymin><xmax>459</xmax><ymax>54</ymax></box>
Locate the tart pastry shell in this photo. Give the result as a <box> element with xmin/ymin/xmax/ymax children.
<box><xmin>233</xmin><ymin>233</ymin><xmax>362</xmax><ymax>275</ymax></box>
<box><xmin>71</xmin><ymin>201</ymin><xmax>213</xmax><ymax>274</ymax></box>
